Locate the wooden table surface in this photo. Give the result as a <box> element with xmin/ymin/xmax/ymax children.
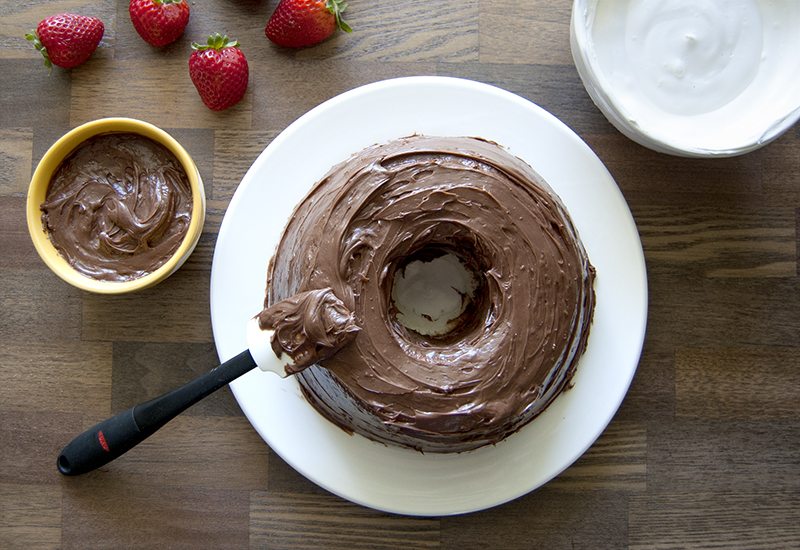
<box><xmin>2</xmin><ymin>1</ymin><xmax>799</xmax><ymax>548</ymax></box>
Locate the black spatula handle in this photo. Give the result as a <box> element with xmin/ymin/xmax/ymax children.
<box><xmin>57</xmin><ymin>349</ymin><xmax>256</xmax><ymax>476</ymax></box>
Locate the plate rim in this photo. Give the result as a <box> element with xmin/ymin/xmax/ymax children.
<box><xmin>210</xmin><ymin>75</ymin><xmax>648</xmax><ymax>516</ymax></box>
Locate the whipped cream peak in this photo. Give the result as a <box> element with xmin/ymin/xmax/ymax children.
<box><xmin>572</xmin><ymin>0</ymin><xmax>800</xmax><ymax>156</ymax></box>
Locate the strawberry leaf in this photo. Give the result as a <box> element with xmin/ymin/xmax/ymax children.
<box><xmin>192</xmin><ymin>32</ymin><xmax>239</xmax><ymax>51</ymax></box>
<box><xmin>25</xmin><ymin>30</ymin><xmax>52</xmax><ymax>70</ymax></box>
<box><xmin>326</xmin><ymin>0</ymin><xmax>353</xmax><ymax>33</ymax></box>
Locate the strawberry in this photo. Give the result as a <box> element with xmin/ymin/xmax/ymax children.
<box><xmin>26</xmin><ymin>13</ymin><xmax>104</xmax><ymax>69</ymax></box>
<box><xmin>189</xmin><ymin>33</ymin><xmax>249</xmax><ymax>111</ymax></box>
<box><xmin>129</xmin><ymin>0</ymin><xmax>190</xmax><ymax>48</ymax></box>
<box><xmin>265</xmin><ymin>0</ymin><xmax>352</xmax><ymax>49</ymax></box>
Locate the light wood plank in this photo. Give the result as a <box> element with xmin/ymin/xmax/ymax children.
<box><xmin>480</xmin><ymin>0</ymin><xmax>573</xmax><ymax>65</ymax></box>
<box><xmin>0</xmin><ymin>483</ymin><xmax>61</xmax><ymax>549</ymax></box>
<box><xmin>0</xmin><ymin>128</ymin><xmax>33</xmax><ymax>195</ymax></box>
<box><xmin>70</xmin><ymin>57</ymin><xmax>252</xmax><ymax>129</ymax></box>
<box><xmin>81</xmin><ymin>270</ymin><xmax>213</xmax><ymax>343</ymax></box>
<box><xmin>0</xmin><ymin>0</ymin><xmax>116</xmax><ymax>60</ymax></box>
<box><xmin>0</xmin><ymin>340</ymin><xmax>112</xmax><ymax>416</ymax></box>
<box><xmin>212</xmin><ymin>129</ymin><xmax>276</xmax><ymax>200</ymax></box>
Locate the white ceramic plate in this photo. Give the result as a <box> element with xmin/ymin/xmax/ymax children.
<box><xmin>210</xmin><ymin>76</ymin><xmax>647</xmax><ymax>516</ymax></box>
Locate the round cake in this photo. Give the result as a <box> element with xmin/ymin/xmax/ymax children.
<box><xmin>266</xmin><ymin>135</ymin><xmax>595</xmax><ymax>453</ymax></box>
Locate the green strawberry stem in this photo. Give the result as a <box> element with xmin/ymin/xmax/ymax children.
<box><xmin>192</xmin><ymin>33</ymin><xmax>239</xmax><ymax>51</ymax></box>
<box><xmin>25</xmin><ymin>31</ymin><xmax>52</xmax><ymax>70</ymax></box>
<box><xmin>326</xmin><ymin>0</ymin><xmax>353</xmax><ymax>33</ymax></box>
<box><xmin>152</xmin><ymin>0</ymin><xmax>184</xmax><ymax>4</ymax></box>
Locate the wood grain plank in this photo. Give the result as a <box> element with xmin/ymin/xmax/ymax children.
<box><xmin>250</xmin><ymin>59</ymin><xmax>437</xmax><ymax>134</ymax></box>
<box><xmin>646</xmin><ymin>420</ymin><xmax>800</xmax><ymax>493</ymax></box>
<box><xmin>202</xmin><ymin>198</ymin><xmax>230</xmax><ymax>235</ymax></box>
<box><xmin>761</xmin><ymin>129</ymin><xmax>800</xmax><ymax>204</ymax></box>
<box><xmin>178</xmin><ymin>231</ymin><xmax>216</xmax><ymax>271</ymax></box>
<box><xmin>0</xmin><ymin>128</ymin><xmax>33</xmax><ymax>195</ymax></box>
<box><xmin>89</xmin><ymin>415</ymin><xmax>267</xmax><ymax>491</ymax></box>
<box><xmin>441</xmin><ymin>491</ymin><xmax>629</xmax><ymax>549</ymax></box>
<box><xmin>212</xmin><ymin>129</ymin><xmax>276</xmax><ymax>200</ymax></box>
<box><xmin>645</xmin><ymin>276</ymin><xmax>799</xmax><ymax>348</ymax></box>
<box><xmin>434</xmin><ymin>62</ymin><xmax>612</xmax><ymax>138</ymax></box>
<box><xmin>629</xmin><ymin>491</ymin><xmax>800</xmax><ymax>549</ymax></box>
<box><xmin>0</xmin><ymin>268</ymin><xmax>82</xmax><ymax>341</ymax></box>
<box><xmin>162</xmin><ymin>127</ymin><xmax>215</xmax><ymax>201</ymax></box>
<box><xmin>266</xmin><ymin>449</ymin><xmax>337</xmax><ymax>496</ymax></box>
<box><xmin>0</xmin><ymin>483</ymin><xmax>61</xmax><ymax>549</ymax></box>
<box><xmin>61</xmin><ymin>480</ymin><xmax>250</xmax><ymax>549</ymax></box>
<box><xmin>69</xmin><ymin>57</ymin><xmax>252</xmax><ymax>129</ymax></box>
<box><xmin>0</xmin><ymin>60</ymin><xmax>70</xmax><ymax>128</ymax></box>
<box><xmin>549</xmin><ymin>420</ymin><xmax>646</xmax><ymax>492</ymax></box>
<box><xmin>0</xmin><ymin>0</ymin><xmax>116</xmax><ymax>60</ymax></box>
<box><xmin>112</xmin><ymin>341</ymin><xmax>241</xmax><ymax>416</ymax></box>
<box><xmin>298</xmin><ymin>0</ymin><xmax>479</xmax><ymax>62</ymax></box>
<box><xmin>676</xmin><ymin>346</ymin><xmax>800</xmax><ymax>420</ymax></box>
<box><xmin>249</xmin><ymin>491</ymin><xmax>441</xmax><ymax>549</ymax></box>
<box><xmin>0</xmin><ymin>196</ymin><xmax>46</xmax><ymax>270</ymax></box>
<box><xmin>0</xmin><ymin>410</ymin><xmax>83</xmax><ymax>485</ymax></box>
<box><xmin>585</xmin><ymin>133</ymin><xmax>771</xmax><ymax>203</ymax></box>
<box><xmin>81</xmin><ymin>270</ymin><xmax>213</xmax><ymax>343</ymax></box>
<box><xmin>0</xmin><ymin>340</ymin><xmax>112</xmax><ymax>416</ymax></box>
<box><xmin>637</xmin><ymin>205</ymin><xmax>796</xmax><ymax>278</ymax></box>
<box><xmin>615</xmin><ymin>343</ymin><xmax>675</xmax><ymax>422</ymax></box>
<box><xmin>480</xmin><ymin>1</ymin><xmax>573</xmax><ymax>65</ymax></box>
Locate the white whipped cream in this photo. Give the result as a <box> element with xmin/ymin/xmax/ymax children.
<box><xmin>571</xmin><ymin>0</ymin><xmax>800</xmax><ymax>156</ymax></box>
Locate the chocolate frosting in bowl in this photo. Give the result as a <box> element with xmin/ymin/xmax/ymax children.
<box><xmin>266</xmin><ymin>135</ymin><xmax>596</xmax><ymax>453</ymax></box>
<box><xmin>40</xmin><ymin>132</ymin><xmax>193</xmax><ymax>282</ymax></box>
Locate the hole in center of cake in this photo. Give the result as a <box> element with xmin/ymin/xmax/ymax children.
<box><xmin>390</xmin><ymin>246</ymin><xmax>484</xmax><ymax>339</ymax></box>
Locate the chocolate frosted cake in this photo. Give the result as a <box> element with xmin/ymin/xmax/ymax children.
<box><xmin>266</xmin><ymin>135</ymin><xmax>595</xmax><ymax>452</ymax></box>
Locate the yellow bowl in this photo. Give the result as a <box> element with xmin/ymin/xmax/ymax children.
<box><xmin>26</xmin><ymin>118</ymin><xmax>206</xmax><ymax>294</ymax></box>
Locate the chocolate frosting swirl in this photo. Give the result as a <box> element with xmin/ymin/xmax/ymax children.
<box><xmin>41</xmin><ymin>132</ymin><xmax>193</xmax><ymax>282</ymax></box>
<box><xmin>267</xmin><ymin>136</ymin><xmax>595</xmax><ymax>452</ymax></box>
<box><xmin>258</xmin><ymin>288</ymin><xmax>360</xmax><ymax>374</ymax></box>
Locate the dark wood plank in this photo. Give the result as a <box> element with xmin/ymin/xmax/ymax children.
<box><xmin>0</xmin><ymin>411</ymin><xmax>84</xmax><ymax>485</ymax></box>
<box><xmin>441</xmin><ymin>491</ymin><xmax>629</xmax><ymax>549</ymax></box>
<box><xmin>629</xmin><ymin>491</ymin><xmax>800</xmax><ymax>549</ymax></box>
<box><xmin>646</xmin><ymin>420</ymin><xmax>800</xmax><ymax>493</ymax></box>
<box><xmin>111</xmin><ymin>341</ymin><xmax>241</xmax><ymax>416</ymax></box>
<box><xmin>250</xmin><ymin>491</ymin><xmax>441</xmax><ymax>549</ymax></box>
<box><xmin>2</xmin><ymin>0</ymin><xmax>800</xmax><ymax>546</ymax></box>
<box><xmin>61</xmin><ymin>480</ymin><xmax>251</xmax><ymax>549</ymax></box>
<box><xmin>92</xmin><ymin>415</ymin><xmax>268</xmax><ymax>491</ymax></box>
<box><xmin>676</xmin><ymin>346</ymin><xmax>800</xmax><ymax>420</ymax></box>
<box><xmin>0</xmin><ymin>268</ymin><xmax>83</xmax><ymax>341</ymax></box>
<box><xmin>549</xmin><ymin>420</ymin><xmax>646</xmax><ymax>492</ymax></box>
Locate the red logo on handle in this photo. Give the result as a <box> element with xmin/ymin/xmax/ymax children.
<box><xmin>97</xmin><ymin>430</ymin><xmax>110</xmax><ymax>452</ymax></box>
